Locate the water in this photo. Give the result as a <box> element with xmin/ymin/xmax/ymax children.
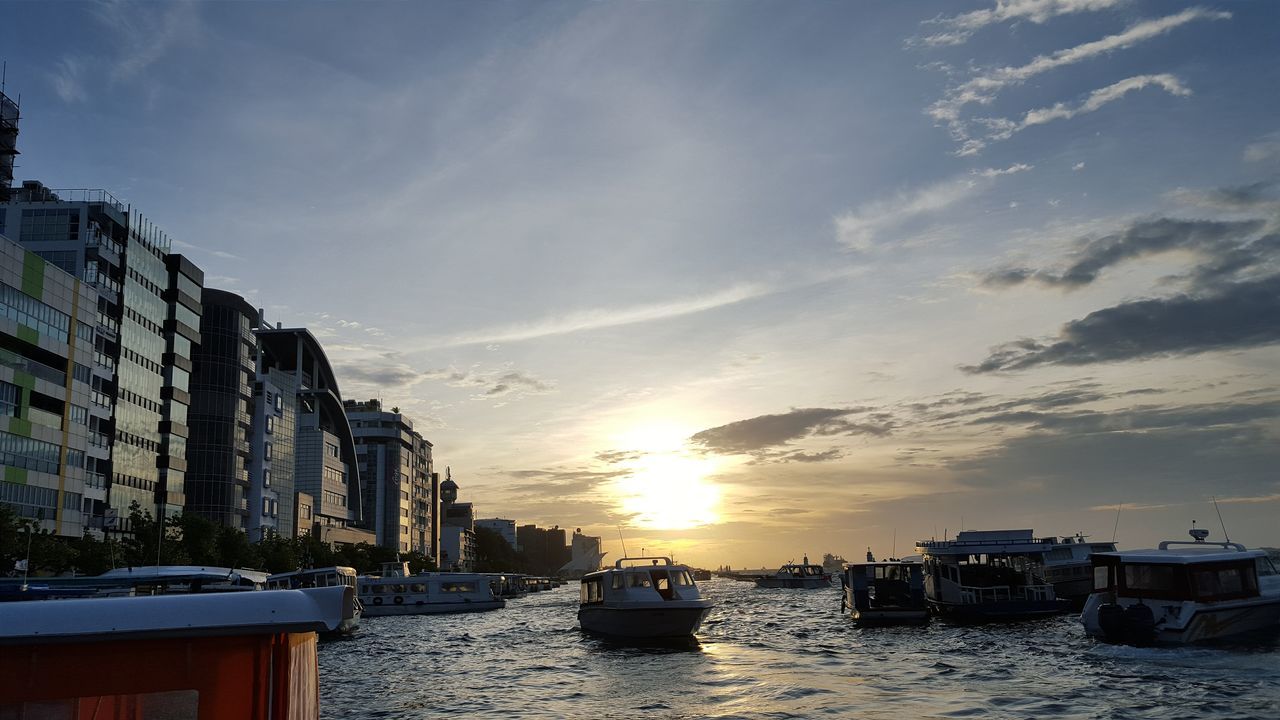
<box><xmin>320</xmin><ymin>579</ymin><xmax>1280</xmax><ymax>719</ymax></box>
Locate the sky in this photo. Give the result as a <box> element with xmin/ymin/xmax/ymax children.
<box><xmin>3</xmin><ymin>0</ymin><xmax>1278</xmax><ymax>568</ymax></box>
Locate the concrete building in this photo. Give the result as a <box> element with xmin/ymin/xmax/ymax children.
<box><xmin>438</xmin><ymin>470</ymin><xmax>476</xmax><ymax>571</ymax></box>
<box><xmin>559</xmin><ymin>529</ymin><xmax>607</xmax><ymax>578</ymax></box>
<box><xmin>0</xmin><ymin>234</ymin><xmax>99</xmax><ymax>537</ymax></box>
<box><xmin>475</xmin><ymin>518</ymin><xmax>517</xmax><ymax>550</ymax></box>
<box><xmin>256</xmin><ymin>327</ymin><xmax>369</xmax><ymax>545</ymax></box>
<box><xmin>344</xmin><ymin>398</ymin><xmax>436</xmax><ymax>555</ymax></box>
<box><xmin>2</xmin><ymin>181</ymin><xmax>202</xmax><ymax>531</ymax></box>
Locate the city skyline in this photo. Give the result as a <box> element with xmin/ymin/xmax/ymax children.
<box><xmin>3</xmin><ymin>0</ymin><xmax>1278</xmax><ymax>567</ymax></box>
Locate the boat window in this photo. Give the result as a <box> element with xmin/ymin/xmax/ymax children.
<box><xmin>1192</xmin><ymin>565</ymin><xmax>1258</xmax><ymax>600</ymax></box>
<box><xmin>392</xmin><ymin>584</ymin><xmax>407</xmax><ymax>594</ymax></box>
<box><xmin>1257</xmin><ymin>557</ymin><xmax>1278</xmax><ymax>577</ymax></box>
<box><xmin>1120</xmin><ymin>564</ymin><xmax>1188</xmax><ymax>599</ymax></box>
<box><xmin>410</xmin><ymin>584</ymin><xmax>426</xmax><ymax>593</ymax></box>
<box><xmin>441</xmin><ymin>582</ymin><xmax>476</xmax><ymax>593</ymax></box>
<box><xmin>1093</xmin><ymin>565</ymin><xmax>1111</xmax><ymax>591</ymax></box>
<box><xmin>612</xmin><ymin>574</ymin><xmax>625</xmax><ymax>590</ymax></box>
<box><xmin>627</xmin><ymin>573</ymin><xmax>652</xmax><ymax>588</ymax></box>
<box><xmin>671</xmin><ymin>570</ymin><xmax>693</xmax><ymax>587</ymax></box>
<box><xmin>370</xmin><ymin>585</ymin><xmax>385</xmax><ymax>594</ymax></box>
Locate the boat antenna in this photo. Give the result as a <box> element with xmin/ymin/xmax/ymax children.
<box><xmin>891</xmin><ymin>528</ymin><xmax>897</xmax><ymax>559</ymax></box>
<box><xmin>1211</xmin><ymin>496</ymin><xmax>1231</xmax><ymax>543</ymax></box>
<box><xmin>1111</xmin><ymin>503</ymin><xmax>1123</xmax><ymax>544</ymax></box>
<box><xmin>617</xmin><ymin>526</ymin><xmax>629</xmax><ymax>558</ymax></box>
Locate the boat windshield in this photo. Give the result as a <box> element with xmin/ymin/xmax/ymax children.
<box><xmin>626</xmin><ymin>573</ymin><xmax>652</xmax><ymax>588</ymax></box>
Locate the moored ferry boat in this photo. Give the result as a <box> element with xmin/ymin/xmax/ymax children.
<box><xmin>578</xmin><ymin>556</ymin><xmax>713</xmax><ymax>639</ymax></box>
<box><xmin>916</xmin><ymin>530</ymin><xmax>1072</xmax><ymax>621</ymax></box>
<box><xmin>840</xmin><ymin>556</ymin><xmax>929</xmax><ymax>626</ymax></box>
<box><xmin>753</xmin><ymin>556</ymin><xmax>831</xmax><ymax>589</ymax></box>
<box><xmin>358</xmin><ymin>561</ymin><xmax>505</xmax><ymax>617</ymax></box>
<box><xmin>267</xmin><ymin>566</ymin><xmax>362</xmax><ymax>636</ymax></box>
<box><xmin>1037</xmin><ymin>535</ymin><xmax>1118</xmax><ymax>605</ymax></box>
<box><xmin>1082</xmin><ymin>527</ymin><xmax>1280</xmax><ymax>645</ymax></box>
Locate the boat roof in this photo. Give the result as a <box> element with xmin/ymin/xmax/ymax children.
<box><xmin>916</xmin><ymin>529</ymin><xmax>1077</xmax><ymax>555</ymax></box>
<box><xmin>1096</xmin><ymin>545</ymin><xmax>1265</xmax><ymax>564</ymax></box>
<box><xmin>96</xmin><ymin>565</ymin><xmax>270</xmax><ymax>583</ymax></box>
<box><xmin>843</xmin><ymin>560</ymin><xmax>921</xmax><ymax>569</ymax></box>
<box><xmin>267</xmin><ymin>566</ymin><xmax>355</xmax><ymax>579</ymax></box>
<box><xmin>0</xmin><ymin>587</ymin><xmax>347</xmax><ymax>644</ymax></box>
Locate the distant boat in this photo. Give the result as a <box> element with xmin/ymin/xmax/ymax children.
<box><xmin>358</xmin><ymin>561</ymin><xmax>505</xmax><ymax>616</ymax></box>
<box><xmin>578</xmin><ymin>556</ymin><xmax>713</xmax><ymax>639</ymax></box>
<box><xmin>840</xmin><ymin>557</ymin><xmax>929</xmax><ymax>626</ymax></box>
<box><xmin>1081</xmin><ymin>526</ymin><xmax>1280</xmax><ymax>644</ymax></box>
<box><xmin>916</xmin><ymin>530</ymin><xmax>1072</xmax><ymax>621</ymax></box>
<box><xmin>267</xmin><ymin>566</ymin><xmax>362</xmax><ymax>636</ymax></box>
<box><xmin>753</xmin><ymin>556</ymin><xmax>831</xmax><ymax>589</ymax></box>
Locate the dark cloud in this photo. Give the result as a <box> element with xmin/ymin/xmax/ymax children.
<box><xmin>1174</xmin><ymin>179</ymin><xmax>1280</xmax><ymax>211</ymax></box>
<box><xmin>336</xmin><ymin>362</ymin><xmax>424</xmax><ymax>387</ymax></box>
<box><xmin>983</xmin><ymin>218</ymin><xmax>1268</xmax><ymax>290</ymax></box>
<box><xmin>964</xmin><ymin>274</ymin><xmax>1280</xmax><ymax>372</ymax></box>
<box><xmin>594</xmin><ymin>449</ymin><xmax>645</xmax><ymax>465</ymax></box>
<box><xmin>484</xmin><ymin>371</ymin><xmax>554</xmax><ymax>397</ymax></box>
<box><xmin>689</xmin><ymin>407</ymin><xmax>892</xmax><ymax>454</ymax></box>
<box><xmin>968</xmin><ymin>400</ymin><xmax>1280</xmax><ymax>434</ymax></box>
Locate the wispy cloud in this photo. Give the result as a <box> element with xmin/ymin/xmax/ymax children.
<box><xmin>914</xmin><ymin>0</ymin><xmax>1125</xmax><ymax>47</ymax></box>
<box><xmin>171</xmin><ymin>239</ymin><xmax>244</xmax><ymax>261</ymax></box>
<box><xmin>49</xmin><ymin>58</ymin><xmax>87</xmax><ymax>103</ymax></box>
<box><xmin>834</xmin><ymin>164</ymin><xmax>1032</xmax><ymax>250</ymax></box>
<box><xmin>1244</xmin><ymin>131</ymin><xmax>1280</xmax><ymax>163</ymax></box>
<box><xmin>925</xmin><ymin>8</ymin><xmax>1227</xmax><ymax>155</ymax></box>
<box><xmin>968</xmin><ymin>74</ymin><xmax>1192</xmax><ymax>153</ymax></box>
<box><xmin>92</xmin><ymin>0</ymin><xmax>201</xmax><ymax>83</ymax></box>
<box><xmin>431</xmin><ymin>283</ymin><xmax>772</xmax><ymax>348</ymax></box>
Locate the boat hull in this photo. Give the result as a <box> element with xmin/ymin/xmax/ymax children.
<box><xmin>1082</xmin><ymin>595</ymin><xmax>1280</xmax><ymax>644</ymax></box>
<box><xmin>930</xmin><ymin>598</ymin><xmax>1072</xmax><ymax>622</ymax></box>
<box><xmin>754</xmin><ymin>577</ymin><xmax>829</xmax><ymax>589</ymax></box>
<box><xmin>363</xmin><ymin>598</ymin><xmax>506</xmax><ymax>617</ymax></box>
<box><xmin>852</xmin><ymin>608</ymin><xmax>930</xmax><ymax>626</ymax></box>
<box><xmin>579</xmin><ymin>604</ymin><xmax>711</xmax><ymax>639</ymax></box>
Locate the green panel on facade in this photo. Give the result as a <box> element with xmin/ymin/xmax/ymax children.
<box><xmin>4</xmin><ymin>466</ymin><xmax>27</xmax><ymax>485</ymax></box>
<box><xmin>9</xmin><ymin>417</ymin><xmax>31</xmax><ymax>436</ymax></box>
<box><xmin>22</xmin><ymin>252</ymin><xmax>46</xmax><ymax>299</ymax></box>
<box><xmin>15</xmin><ymin>325</ymin><xmax>39</xmax><ymax>346</ymax></box>
<box><xmin>12</xmin><ymin>372</ymin><xmax>35</xmax><ymax>392</ymax></box>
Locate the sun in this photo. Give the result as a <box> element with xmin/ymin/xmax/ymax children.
<box><xmin>612</xmin><ymin>447</ymin><xmax>722</xmax><ymax>531</ymax></box>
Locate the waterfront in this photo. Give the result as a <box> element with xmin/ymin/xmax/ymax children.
<box><xmin>320</xmin><ymin>578</ymin><xmax>1280</xmax><ymax>719</ymax></box>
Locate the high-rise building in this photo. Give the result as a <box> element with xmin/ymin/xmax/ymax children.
<box><xmin>256</xmin><ymin>327</ymin><xmax>369</xmax><ymax>545</ymax></box>
<box><xmin>0</xmin><ymin>87</ymin><xmax>18</xmax><ymax>202</ymax></box>
<box><xmin>344</xmin><ymin>398</ymin><xmax>436</xmax><ymax>555</ymax></box>
<box><xmin>2</xmin><ymin>182</ymin><xmax>202</xmax><ymax>530</ymax></box>
<box><xmin>187</xmin><ymin>289</ymin><xmax>256</xmax><ymax>531</ymax></box>
<box><xmin>0</xmin><ymin>234</ymin><xmax>99</xmax><ymax>537</ymax></box>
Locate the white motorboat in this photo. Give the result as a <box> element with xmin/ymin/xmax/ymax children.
<box><xmin>916</xmin><ymin>530</ymin><xmax>1073</xmax><ymax>621</ymax></box>
<box><xmin>578</xmin><ymin>556</ymin><xmax>713</xmax><ymax>639</ymax></box>
<box><xmin>753</xmin><ymin>556</ymin><xmax>831</xmax><ymax>589</ymax></box>
<box><xmin>267</xmin><ymin>566</ymin><xmax>362</xmax><ymax>636</ymax></box>
<box><xmin>358</xmin><ymin>561</ymin><xmax>505</xmax><ymax>617</ymax></box>
<box><xmin>1081</xmin><ymin>526</ymin><xmax>1280</xmax><ymax>645</ymax></box>
<box><xmin>840</xmin><ymin>556</ymin><xmax>929</xmax><ymax>626</ymax></box>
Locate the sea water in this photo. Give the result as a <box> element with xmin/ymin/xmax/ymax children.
<box><xmin>319</xmin><ymin>578</ymin><xmax>1280</xmax><ymax>719</ymax></box>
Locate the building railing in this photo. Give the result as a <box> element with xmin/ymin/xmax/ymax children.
<box><xmin>44</xmin><ymin>188</ymin><xmax>128</xmax><ymax>216</ymax></box>
<box><xmin>957</xmin><ymin>584</ymin><xmax>1055</xmax><ymax>604</ymax></box>
<box><xmin>0</xmin><ymin>348</ymin><xmax>67</xmax><ymax>386</ymax></box>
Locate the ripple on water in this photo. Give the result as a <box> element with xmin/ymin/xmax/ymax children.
<box><xmin>319</xmin><ymin>579</ymin><xmax>1280</xmax><ymax>719</ymax></box>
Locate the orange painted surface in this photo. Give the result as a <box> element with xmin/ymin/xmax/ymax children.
<box><xmin>0</xmin><ymin>631</ymin><xmax>320</xmax><ymax>720</ymax></box>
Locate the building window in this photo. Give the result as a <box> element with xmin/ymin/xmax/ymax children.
<box><xmin>263</xmin><ymin>442</ymin><xmax>272</xmax><ymax>462</ymax></box>
<box><xmin>263</xmin><ymin>469</ymin><xmax>272</xmax><ymax>488</ymax></box>
<box><xmin>0</xmin><ymin>381</ymin><xmax>19</xmax><ymax>418</ymax></box>
<box><xmin>0</xmin><ymin>282</ymin><xmax>73</xmax><ymax>342</ymax></box>
<box><xmin>264</xmin><ymin>415</ymin><xmax>274</xmax><ymax>434</ymax></box>
<box><xmin>262</xmin><ymin>498</ymin><xmax>271</xmax><ymax>517</ymax></box>
<box><xmin>325</xmin><ymin>442</ymin><xmax>339</xmax><ymax>458</ymax></box>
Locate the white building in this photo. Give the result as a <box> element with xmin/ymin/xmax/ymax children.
<box><xmin>559</xmin><ymin>529</ymin><xmax>606</xmax><ymax>578</ymax></box>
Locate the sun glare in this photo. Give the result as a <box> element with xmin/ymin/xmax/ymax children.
<box><xmin>613</xmin><ymin>449</ymin><xmax>722</xmax><ymax>531</ymax></box>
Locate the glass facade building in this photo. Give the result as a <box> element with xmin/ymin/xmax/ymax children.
<box><xmin>344</xmin><ymin>398</ymin><xmax>436</xmax><ymax>555</ymax></box>
<box><xmin>1</xmin><ymin>182</ymin><xmax>204</xmax><ymax>530</ymax></box>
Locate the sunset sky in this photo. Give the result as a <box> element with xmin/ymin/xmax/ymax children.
<box><xmin>4</xmin><ymin>0</ymin><xmax>1278</xmax><ymax>568</ymax></box>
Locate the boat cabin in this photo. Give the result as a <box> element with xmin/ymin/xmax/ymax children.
<box><xmin>580</xmin><ymin>557</ymin><xmax>699</xmax><ymax>605</ymax></box>
<box><xmin>1090</xmin><ymin>542</ymin><xmax>1274</xmax><ymax>603</ymax></box>
<box><xmin>266</xmin><ymin>566</ymin><xmax>357</xmax><ymax>591</ymax></box>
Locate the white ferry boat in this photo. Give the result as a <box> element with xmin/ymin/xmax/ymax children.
<box><xmin>840</xmin><ymin>556</ymin><xmax>929</xmax><ymax>626</ymax></box>
<box><xmin>753</xmin><ymin>556</ymin><xmax>831</xmax><ymax>589</ymax></box>
<box><xmin>358</xmin><ymin>561</ymin><xmax>505</xmax><ymax>617</ymax></box>
<box><xmin>578</xmin><ymin>556</ymin><xmax>713</xmax><ymax>639</ymax></box>
<box><xmin>267</xmin><ymin>566</ymin><xmax>362</xmax><ymax>636</ymax></box>
<box><xmin>1081</xmin><ymin>527</ymin><xmax>1280</xmax><ymax>644</ymax></box>
<box><xmin>916</xmin><ymin>530</ymin><xmax>1072</xmax><ymax>621</ymax></box>
<box><xmin>1037</xmin><ymin>534</ymin><xmax>1118</xmax><ymax>604</ymax></box>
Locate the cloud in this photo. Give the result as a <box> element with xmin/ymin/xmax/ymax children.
<box><xmin>92</xmin><ymin>0</ymin><xmax>202</xmax><ymax>83</ymax></box>
<box><xmin>337</xmin><ymin>362</ymin><xmax>555</xmax><ymax>399</ymax></box>
<box><xmin>434</xmin><ymin>283</ymin><xmax>771</xmax><ymax>347</ymax></box>
<box><xmin>1170</xmin><ymin>179</ymin><xmax>1280</xmax><ymax>212</ymax></box>
<box><xmin>980</xmin><ymin>217</ymin><xmax>1270</xmax><ymax>290</ymax></box>
<box><xmin>967</xmin><ymin>74</ymin><xmax>1192</xmax><ymax>153</ymax></box>
<box><xmin>483</xmin><ymin>371</ymin><xmax>555</xmax><ymax>398</ymax></box>
<box><xmin>690</xmin><ymin>407</ymin><xmax>894</xmax><ymax>455</ymax></box>
<box><xmin>1073</xmin><ymin>162</ymin><xmax>1086</xmax><ymax>171</ymax></box>
<box><xmin>1244</xmin><ymin>133</ymin><xmax>1280</xmax><ymax>163</ymax></box>
<box><xmin>929</xmin><ymin>9</ymin><xmax>1224</xmax><ymax>124</ymax></box>
<box><xmin>834</xmin><ymin>164</ymin><xmax>1031</xmax><ymax>250</ymax></box>
<box><xmin>914</xmin><ymin>0</ymin><xmax>1125</xmax><ymax>47</ymax></box>
<box><xmin>964</xmin><ymin>274</ymin><xmax>1280</xmax><ymax>372</ymax></box>
<box><xmin>171</xmin><ymin>239</ymin><xmax>245</xmax><ymax>262</ymax></box>
<box><xmin>49</xmin><ymin>58</ymin><xmax>87</xmax><ymax>103</ymax></box>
